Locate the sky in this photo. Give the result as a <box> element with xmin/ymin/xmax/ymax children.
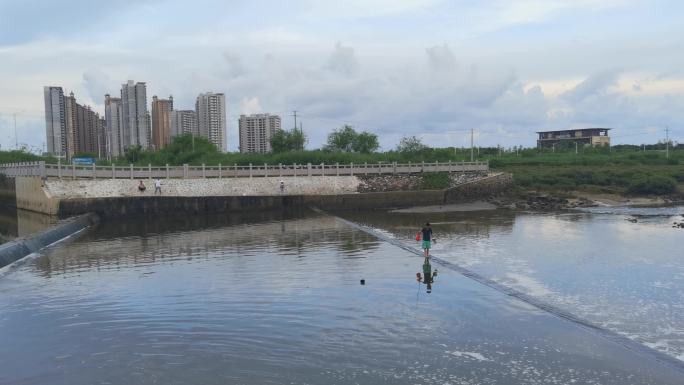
<box><xmin>0</xmin><ymin>0</ymin><xmax>683</xmax><ymax>153</ymax></box>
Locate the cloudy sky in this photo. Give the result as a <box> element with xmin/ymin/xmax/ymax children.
<box><xmin>0</xmin><ymin>0</ymin><xmax>683</xmax><ymax>152</ymax></box>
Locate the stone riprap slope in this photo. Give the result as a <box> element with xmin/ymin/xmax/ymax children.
<box><xmin>357</xmin><ymin>172</ymin><xmax>488</xmax><ymax>192</ymax></box>
<box><xmin>44</xmin><ymin>176</ymin><xmax>361</xmax><ymax>199</ymax></box>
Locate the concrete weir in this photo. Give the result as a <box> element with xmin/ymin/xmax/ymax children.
<box><xmin>0</xmin><ymin>212</ymin><xmax>99</xmax><ymax>269</ymax></box>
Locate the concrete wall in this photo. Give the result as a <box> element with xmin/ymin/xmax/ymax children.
<box><xmin>57</xmin><ymin>189</ymin><xmax>447</xmax><ymax>219</ymax></box>
<box><xmin>0</xmin><ymin>175</ymin><xmax>16</xmax><ymax>204</ymax></box>
<box><xmin>15</xmin><ymin>177</ymin><xmax>59</xmax><ymax>215</ymax></box>
<box><xmin>444</xmin><ymin>172</ymin><xmax>513</xmax><ymax>203</ymax></box>
<box><xmin>0</xmin><ymin>212</ymin><xmax>99</xmax><ymax>268</ymax></box>
<box><xmin>305</xmin><ymin>190</ymin><xmax>446</xmax><ymax>211</ymax></box>
<box><xmin>58</xmin><ymin>195</ymin><xmax>306</xmax><ymax>219</ymax></box>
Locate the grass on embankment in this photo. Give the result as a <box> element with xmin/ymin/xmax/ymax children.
<box><xmin>494</xmin><ymin>164</ymin><xmax>684</xmax><ymax>197</ymax></box>
<box><xmin>482</xmin><ymin>147</ymin><xmax>684</xmax><ymax>197</ymax></box>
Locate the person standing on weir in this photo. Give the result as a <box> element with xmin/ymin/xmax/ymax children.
<box><xmin>420</xmin><ymin>222</ymin><xmax>435</xmax><ymax>259</ymax></box>
<box><xmin>154</xmin><ymin>179</ymin><xmax>162</xmax><ymax>195</ymax></box>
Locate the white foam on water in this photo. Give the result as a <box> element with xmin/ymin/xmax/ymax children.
<box><xmin>366</xmin><ymin>226</ymin><xmax>396</xmax><ymax>239</ymax></box>
<box><xmin>446</xmin><ymin>351</ymin><xmax>490</xmax><ymax>362</ymax></box>
<box><xmin>502</xmin><ymin>272</ymin><xmax>554</xmax><ymax>297</ymax></box>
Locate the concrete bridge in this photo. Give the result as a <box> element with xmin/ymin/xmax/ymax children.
<box><xmin>0</xmin><ymin>160</ymin><xmax>488</xmax><ymax>179</ymax></box>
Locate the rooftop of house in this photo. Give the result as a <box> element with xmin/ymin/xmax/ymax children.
<box><xmin>536</xmin><ymin>128</ymin><xmax>612</xmax><ymax>134</ymax></box>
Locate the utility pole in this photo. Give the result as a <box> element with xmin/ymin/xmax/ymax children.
<box><xmin>470</xmin><ymin>128</ymin><xmax>474</xmax><ymax>162</ymax></box>
<box><xmin>665</xmin><ymin>126</ymin><xmax>670</xmax><ymax>159</ymax></box>
<box><xmin>300</xmin><ymin>122</ymin><xmax>304</xmax><ymax>151</ymax></box>
<box><xmin>575</xmin><ymin>141</ymin><xmax>578</xmax><ymax>155</ymax></box>
<box><xmin>292</xmin><ymin>110</ymin><xmax>298</xmax><ymax>131</ymax></box>
<box><xmin>13</xmin><ymin>113</ymin><xmax>18</xmax><ymax>149</ymax></box>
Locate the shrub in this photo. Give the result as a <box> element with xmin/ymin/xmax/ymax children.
<box><xmin>488</xmin><ymin>159</ymin><xmax>504</xmax><ymax>168</ymax></box>
<box><xmin>627</xmin><ymin>176</ymin><xmax>677</xmax><ymax>195</ymax></box>
<box><xmin>422</xmin><ymin>172</ymin><xmax>451</xmax><ymax>189</ymax></box>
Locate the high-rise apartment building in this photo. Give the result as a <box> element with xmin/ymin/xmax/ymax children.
<box><xmin>238</xmin><ymin>114</ymin><xmax>282</xmax><ymax>153</ymax></box>
<box><xmin>195</xmin><ymin>92</ymin><xmax>227</xmax><ymax>151</ymax></box>
<box><xmin>151</xmin><ymin>96</ymin><xmax>173</xmax><ymax>150</ymax></box>
<box><xmin>120</xmin><ymin>80</ymin><xmax>150</xmax><ymax>149</ymax></box>
<box><xmin>75</xmin><ymin>104</ymin><xmax>100</xmax><ymax>155</ymax></box>
<box><xmin>170</xmin><ymin>110</ymin><xmax>198</xmax><ymax>138</ymax></box>
<box><xmin>97</xmin><ymin>117</ymin><xmax>107</xmax><ymax>158</ymax></box>
<box><xmin>105</xmin><ymin>94</ymin><xmax>124</xmax><ymax>158</ymax></box>
<box><xmin>64</xmin><ymin>92</ymin><xmax>78</xmax><ymax>158</ymax></box>
<box><xmin>63</xmin><ymin>91</ymin><xmax>103</xmax><ymax>156</ymax></box>
<box><xmin>43</xmin><ymin>86</ymin><xmax>67</xmax><ymax>156</ymax></box>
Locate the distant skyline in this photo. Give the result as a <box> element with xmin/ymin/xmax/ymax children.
<box><xmin>1</xmin><ymin>0</ymin><xmax>683</xmax><ymax>152</ymax></box>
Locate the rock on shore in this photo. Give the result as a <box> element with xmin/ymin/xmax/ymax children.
<box><xmin>488</xmin><ymin>194</ymin><xmax>598</xmax><ymax>211</ymax></box>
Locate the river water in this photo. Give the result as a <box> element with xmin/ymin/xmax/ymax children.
<box><xmin>0</xmin><ymin>206</ymin><xmax>683</xmax><ymax>384</ymax></box>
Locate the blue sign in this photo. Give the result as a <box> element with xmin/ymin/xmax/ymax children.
<box><xmin>72</xmin><ymin>157</ymin><xmax>95</xmax><ymax>165</ymax></box>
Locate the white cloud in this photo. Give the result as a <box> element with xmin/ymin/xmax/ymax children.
<box><xmin>561</xmin><ymin>70</ymin><xmax>621</xmax><ymax>103</ymax></box>
<box><xmin>426</xmin><ymin>44</ymin><xmax>457</xmax><ymax>72</ymax></box>
<box><xmin>326</xmin><ymin>43</ymin><xmax>359</xmax><ymax>77</ymax></box>
<box><xmin>300</xmin><ymin>0</ymin><xmax>441</xmax><ymax>19</ymax></box>
<box><xmin>239</xmin><ymin>97</ymin><xmax>262</xmax><ymax>115</ymax></box>
<box><xmin>82</xmin><ymin>68</ymin><xmax>117</xmax><ymax>107</ymax></box>
<box><xmin>0</xmin><ymin>0</ymin><xmax>682</xmax><ymax>152</ymax></box>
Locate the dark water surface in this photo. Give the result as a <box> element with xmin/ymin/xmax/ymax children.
<box><xmin>1</xmin><ymin>208</ymin><xmax>683</xmax><ymax>384</ymax></box>
<box><xmin>0</xmin><ymin>205</ymin><xmax>57</xmax><ymax>243</ymax></box>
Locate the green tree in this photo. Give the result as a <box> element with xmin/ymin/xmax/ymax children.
<box><xmin>289</xmin><ymin>128</ymin><xmax>307</xmax><ymax>151</ymax></box>
<box><xmin>123</xmin><ymin>145</ymin><xmax>143</xmax><ymax>164</ymax></box>
<box><xmin>352</xmin><ymin>131</ymin><xmax>379</xmax><ymax>153</ymax></box>
<box><xmin>271</xmin><ymin>129</ymin><xmax>307</xmax><ymax>153</ymax></box>
<box><xmin>270</xmin><ymin>131</ymin><xmax>288</xmax><ymax>153</ymax></box>
<box><xmin>325</xmin><ymin>125</ymin><xmax>357</xmax><ymax>152</ymax></box>
<box><xmin>166</xmin><ymin>133</ymin><xmax>218</xmax><ymax>155</ymax></box>
<box><xmin>396</xmin><ymin>136</ymin><xmax>428</xmax><ymax>153</ymax></box>
<box><xmin>325</xmin><ymin>125</ymin><xmax>379</xmax><ymax>153</ymax></box>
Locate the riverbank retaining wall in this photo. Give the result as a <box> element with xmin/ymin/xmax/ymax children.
<box><xmin>0</xmin><ymin>212</ymin><xmax>99</xmax><ymax>269</ymax></box>
<box><xmin>4</xmin><ymin>173</ymin><xmax>510</xmax><ymax>218</ymax></box>
<box><xmin>58</xmin><ymin>190</ymin><xmax>447</xmax><ymax>219</ymax></box>
<box><xmin>0</xmin><ymin>175</ymin><xmax>16</xmax><ymax>204</ymax></box>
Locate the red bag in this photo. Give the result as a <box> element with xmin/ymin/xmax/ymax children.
<box><xmin>415</xmin><ymin>232</ymin><xmax>421</xmax><ymax>241</ymax></box>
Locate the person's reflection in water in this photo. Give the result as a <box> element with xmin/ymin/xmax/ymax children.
<box><xmin>416</xmin><ymin>257</ymin><xmax>438</xmax><ymax>293</ymax></box>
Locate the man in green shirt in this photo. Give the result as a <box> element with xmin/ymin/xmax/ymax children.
<box><xmin>420</xmin><ymin>222</ymin><xmax>434</xmax><ymax>258</ymax></box>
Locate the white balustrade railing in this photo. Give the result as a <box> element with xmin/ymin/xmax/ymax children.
<box><xmin>0</xmin><ymin>160</ymin><xmax>489</xmax><ymax>180</ymax></box>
